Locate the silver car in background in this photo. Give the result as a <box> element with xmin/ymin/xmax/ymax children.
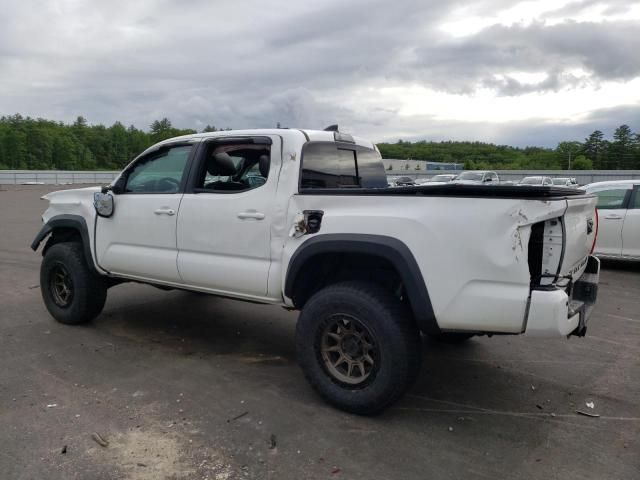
<box><xmin>552</xmin><ymin>177</ymin><xmax>579</xmax><ymax>187</ymax></box>
<box><xmin>518</xmin><ymin>176</ymin><xmax>553</xmax><ymax>186</ymax></box>
<box><xmin>417</xmin><ymin>174</ymin><xmax>457</xmax><ymax>185</ymax></box>
<box><xmin>453</xmin><ymin>171</ymin><xmax>499</xmax><ymax>185</ymax></box>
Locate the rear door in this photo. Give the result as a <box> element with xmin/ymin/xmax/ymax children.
<box><xmin>588</xmin><ymin>184</ymin><xmax>633</xmax><ymax>256</ymax></box>
<box><xmin>176</xmin><ymin>136</ymin><xmax>281</xmax><ymax>297</ymax></box>
<box><xmin>622</xmin><ymin>186</ymin><xmax>640</xmax><ymax>258</ymax></box>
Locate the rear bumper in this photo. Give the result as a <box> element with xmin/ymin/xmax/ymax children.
<box><xmin>524</xmin><ymin>256</ymin><xmax>600</xmax><ymax>337</ymax></box>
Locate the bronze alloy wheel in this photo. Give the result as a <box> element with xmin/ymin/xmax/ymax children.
<box><xmin>320</xmin><ymin>314</ymin><xmax>378</xmax><ymax>386</ymax></box>
<box><xmin>49</xmin><ymin>263</ymin><xmax>74</xmax><ymax>308</ymax></box>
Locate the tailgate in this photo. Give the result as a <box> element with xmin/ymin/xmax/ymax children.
<box><xmin>559</xmin><ymin>196</ymin><xmax>598</xmax><ymax>279</ymax></box>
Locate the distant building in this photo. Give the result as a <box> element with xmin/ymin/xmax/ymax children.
<box><xmin>383</xmin><ymin>159</ymin><xmax>463</xmax><ymax>172</ymax></box>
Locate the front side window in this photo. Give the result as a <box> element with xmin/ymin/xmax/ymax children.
<box><xmin>589</xmin><ymin>187</ymin><xmax>632</xmax><ymax>209</ymax></box>
<box><xmin>300</xmin><ymin>142</ymin><xmax>387</xmax><ymax>189</ymax></box>
<box><xmin>125</xmin><ymin>145</ymin><xmax>192</xmax><ymax>193</ymax></box>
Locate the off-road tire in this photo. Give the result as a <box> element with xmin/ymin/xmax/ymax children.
<box><xmin>40</xmin><ymin>242</ymin><xmax>107</xmax><ymax>325</ymax></box>
<box><xmin>296</xmin><ymin>281</ymin><xmax>421</xmax><ymax>415</ymax></box>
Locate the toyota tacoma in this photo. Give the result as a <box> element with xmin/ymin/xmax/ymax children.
<box><xmin>32</xmin><ymin>127</ymin><xmax>600</xmax><ymax>414</ymax></box>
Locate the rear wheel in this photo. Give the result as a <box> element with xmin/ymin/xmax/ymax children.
<box><xmin>296</xmin><ymin>281</ymin><xmax>421</xmax><ymax>415</ymax></box>
<box><xmin>40</xmin><ymin>242</ymin><xmax>107</xmax><ymax>325</ymax></box>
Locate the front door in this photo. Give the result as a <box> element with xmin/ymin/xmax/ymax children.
<box><xmin>177</xmin><ymin>136</ymin><xmax>280</xmax><ymax>298</ymax></box>
<box><xmin>95</xmin><ymin>142</ymin><xmax>197</xmax><ymax>283</ymax></box>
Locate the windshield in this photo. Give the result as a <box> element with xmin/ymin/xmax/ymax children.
<box><xmin>429</xmin><ymin>175</ymin><xmax>453</xmax><ymax>182</ymax></box>
<box><xmin>520</xmin><ymin>177</ymin><xmax>542</xmax><ymax>185</ymax></box>
<box><xmin>457</xmin><ymin>172</ymin><xmax>484</xmax><ymax>181</ymax></box>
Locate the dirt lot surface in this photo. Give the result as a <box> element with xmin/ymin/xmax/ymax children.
<box><xmin>1</xmin><ymin>185</ymin><xmax>639</xmax><ymax>480</ymax></box>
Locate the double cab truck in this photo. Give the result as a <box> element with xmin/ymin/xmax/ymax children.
<box><xmin>32</xmin><ymin>128</ymin><xmax>600</xmax><ymax>414</ymax></box>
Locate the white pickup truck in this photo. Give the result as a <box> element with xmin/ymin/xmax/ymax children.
<box><xmin>32</xmin><ymin>128</ymin><xmax>600</xmax><ymax>414</ymax></box>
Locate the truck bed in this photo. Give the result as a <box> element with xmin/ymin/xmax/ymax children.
<box><xmin>300</xmin><ymin>184</ymin><xmax>587</xmax><ymax>198</ymax></box>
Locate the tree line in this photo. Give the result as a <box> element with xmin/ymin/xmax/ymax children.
<box><xmin>0</xmin><ymin>115</ymin><xmax>225</xmax><ymax>170</ymax></box>
<box><xmin>0</xmin><ymin>114</ymin><xmax>638</xmax><ymax>170</ymax></box>
<box><xmin>378</xmin><ymin>125</ymin><xmax>640</xmax><ymax>170</ymax></box>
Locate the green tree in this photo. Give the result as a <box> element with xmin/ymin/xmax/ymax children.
<box><xmin>611</xmin><ymin>124</ymin><xmax>635</xmax><ymax>169</ymax></box>
<box><xmin>556</xmin><ymin>141</ymin><xmax>581</xmax><ymax>169</ymax></box>
<box><xmin>150</xmin><ymin>118</ymin><xmax>173</xmax><ymax>142</ymax></box>
<box><xmin>571</xmin><ymin>155</ymin><xmax>592</xmax><ymax>170</ymax></box>
<box><xmin>583</xmin><ymin>130</ymin><xmax>604</xmax><ymax>168</ymax></box>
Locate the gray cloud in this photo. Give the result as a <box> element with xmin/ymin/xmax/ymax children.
<box><xmin>410</xmin><ymin>19</ymin><xmax>640</xmax><ymax>95</ymax></box>
<box><xmin>0</xmin><ymin>0</ymin><xmax>638</xmax><ymax>146</ymax></box>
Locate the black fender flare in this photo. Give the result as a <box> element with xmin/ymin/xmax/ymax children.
<box><xmin>31</xmin><ymin>214</ymin><xmax>99</xmax><ymax>274</ymax></box>
<box><xmin>285</xmin><ymin>234</ymin><xmax>440</xmax><ymax>334</ymax></box>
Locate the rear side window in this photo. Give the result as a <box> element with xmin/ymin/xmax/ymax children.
<box><xmin>300</xmin><ymin>142</ymin><xmax>387</xmax><ymax>189</ymax></box>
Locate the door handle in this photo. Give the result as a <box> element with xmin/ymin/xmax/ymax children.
<box><xmin>154</xmin><ymin>208</ymin><xmax>176</xmax><ymax>216</ymax></box>
<box><xmin>603</xmin><ymin>214</ymin><xmax>623</xmax><ymax>220</ymax></box>
<box><xmin>237</xmin><ymin>211</ymin><xmax>265</xmax><ymax>220</ymax></box>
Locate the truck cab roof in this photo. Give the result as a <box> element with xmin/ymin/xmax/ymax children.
<box><xmin>146</xmin><ymin>128</ymin><xmax>376</xmax><ymax>156</ymax></box>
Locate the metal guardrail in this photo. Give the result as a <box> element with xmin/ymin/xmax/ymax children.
<box><xmin>388</xmin><ymin>170</ymin><xmax>640</xmax><ymax>185</ymax></box>
<box><xmin>0</xmin><ymin>170</ymin><xmax>119</xmax><ymax>185</ymax></box>
<box><xmin>1</xmin><ymin>169</ymin><xmax>639</xmax><ymax>186</ymax></box>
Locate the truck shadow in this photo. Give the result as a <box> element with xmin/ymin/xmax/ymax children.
<box><xmin>96</xmin><ymin>285</ymin><xmax>590</xmax><ymax>425</ymax></box>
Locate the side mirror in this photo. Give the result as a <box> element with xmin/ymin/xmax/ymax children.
<box><xmin>94</xmin><ymin>192</ymin><xmax>115</xmax><ymax>218</ymax></box>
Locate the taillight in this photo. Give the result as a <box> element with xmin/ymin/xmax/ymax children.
<box><xmin>590</xmin><ymin>208</ymin><xmax>599</xmax><ymax>254</ymax></box>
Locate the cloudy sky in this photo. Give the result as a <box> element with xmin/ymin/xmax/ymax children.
<box><xmin>1</xmin><ymin>0</ymin><xmax>639</xmax><ymax>146</ymax></box>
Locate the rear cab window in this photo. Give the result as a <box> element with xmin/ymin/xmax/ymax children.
<box><xmin>300</xmin><ymin>142</ymin><xmax>387</xmax><ymax>190</ymax></box>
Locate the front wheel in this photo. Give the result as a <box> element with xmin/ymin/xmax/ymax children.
<box><xmin>40</xmin><ymin>242</ymin><xmax>107</xmax><ymax>325</ymax></box>
<box><xmin>296</xmin><ymin>281</ymin><xmax>422</xmax><ymax>415</ymax></box>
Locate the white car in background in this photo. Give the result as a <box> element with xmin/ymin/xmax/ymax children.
<box><xmin>518</xmin><ymin>176</ymin><xmax>553</xmax><ymax>186</ymax></box>
<box><xmin>584</xmin><ymin>180</ymin><xmax>640</xmax><ymax>260</ymax></box>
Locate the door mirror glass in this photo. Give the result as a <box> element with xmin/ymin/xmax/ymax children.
<box><xmin>94</xmin><ymin>192</ymin><xmax>114</xmax><ymax>217</ymax></box>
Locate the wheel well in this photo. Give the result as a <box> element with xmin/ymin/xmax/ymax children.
<box><xmin>290</xmin><ymin>252</ymin><xmax>403</xmax><ymax>309</ymax></box>
<box><xmin>43</xmin><ymin>227</ymin><xmax>82</xmax><ymax>255</ymax></box>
